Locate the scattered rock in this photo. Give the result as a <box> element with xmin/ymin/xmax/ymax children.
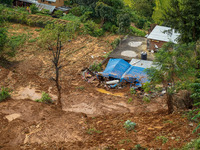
<box><xmin>189</xmin><ymin>123</ymin><xmax>193</xmax><ymax>127</ymax></box>
<box><xmin>5</xmin><ymin>113</ymin><xmax>21</xmax><ymax>122</ymax></box>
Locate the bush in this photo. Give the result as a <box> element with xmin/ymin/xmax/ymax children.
<box><xmin>60</xmin><ymin>13</ymin><xmax>80</xmax><ymax>22</ymax></box>
<box><xmin>103</xmin><ymin>22</ymin><xmax>113</xmax><ymax>32</ymax></box>
<box><xmin>0</xmin><ymin>87</ymin><xmax>10</xmax><ymax>102</ymax></box>
<box><xmin>89</xmin><ymin>62</ymin><xmax>102</xmax><ymax>72</ymax></box>
<box><xmin>54</xmin><ymin>10</ymin><xmax>63</xmax><ymax>18</ymax></box>
<box><xmin>80</xmin><ymin>11</ymin><xmax>92</xmax><ymax>23</ymax></box>
<box><xmin>0</xmin><ymin>27</ymin><xmax>7</xmax><ymax>55</ymax></box>
<box><xmin>143</xmin><ymin>96</ymin><xmax>150</xmax><ymax>103</ymax></box>
<box><xmin>129</xmin><ymin>26</ymin><xmax>146</xmax><ymax>37</ymax></box>
<box><xmin>35</xmin><ymin>92</ymin><xmax>53</xmax><ymax>104</ymax></box>
<box><xmin>30</xmin><ymin>4</ymin><xmax>38</xmax><ymax>14</ymax></box>
<box><xmin>181</xmin><ymin>138</ymin><xmax>200</xmax><ymax>150</ymax></box>
<box><xmin>41</xmin><ymin>9</ymin><xmax>50</xmax><ymax>15</ymax></box>
<box><xmin>124</xmin><ymin>120</ymin><xmax>136</xmax><ymax>131</ymax></box>
<box><xmin>111</xmin><ymin>25</ymin><xmax>118</xmax><ymax>33</ymax></box>
<box><xmin>111</xmin><ymin>38</ymin><xmax>120</xmax><ymax>49</ymax></box>
<box><xmin>135</xmin><ymin>18</ymin><xmax>146</xmax><ymax>29</ymax></box>
<box><xmin>84</xmin><ymin>20</ymin><xmax>104</xmax><ymax>37</ymax></box>
<box><xmin>69</xmin><ymin>6</ymin><xmax>82</xmax><ymax>16</ymax></box>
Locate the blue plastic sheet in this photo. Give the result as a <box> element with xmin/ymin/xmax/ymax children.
<box><xmin>98</xmin><ymin>59</ymin><xmax>131</xmax><ymax>79</ymax></box>
<box><xmin>98</xmin><ymin>58</ymin><xmax>148</xmax><ymax>84</ymax></box>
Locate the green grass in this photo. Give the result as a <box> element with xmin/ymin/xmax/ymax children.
<box><xmin>156</xmin><ymin>136</ymin><xmax>168</xmax><ymax>144</ymax></box>
<box><xmin>128</xmin><ymin>98</ymin><xmax>133</xmax><ymax>103</ymax></box>
<box><xmin>60</xmin><ymin>13</ymin><xmax>81</xmax><ymax>22</ymax></box>
<box><xmin>28</xmin><ymin>38</ymin><xmax>37</xmax><ymax>43</ymax></box>
<box><xmin>87</xmin><ymin>128</ymin><xmax>102</xmax><ymax>134</ymax></box>
<box><xmin>76</xmin><ymin>86</ymin><xmax>85</xmax><ymax>90</ymax></box>
<box><xmin>118</xmin><ymin>139</ymin><xmax>132</xmax><ymax>144</ymax></box>
<box><xmin>35</xmin><ymin>92</ymin><xmax>53</xmax><ymax>104</ymax></box>
<box><xmin>0</xmin><ymin>87</ymin><xmax>10</xmax><ymax>102</ymax></box>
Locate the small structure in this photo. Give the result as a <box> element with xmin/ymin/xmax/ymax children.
<box><xmin>38</xmin><ymin>0</ymin><xmax>64</xmax><ymax>8</ymax></box>
<box><xmin>14</xmin><ymin>0</ymin><xmax>70</xmax><ymax>14</ymax></box>
<box><xmin>14</xmin><ymin>0</ymin><xmax>37</xmax><ymax>7</ymax></box>
<box><xmin>98</xmin><ymin>58</ymin><xmax>148</xmax><ymax>88</ymax></box>
<box><xmin>147</xmin><ymin>25</ymin><xmax>180</xmax><ymax>51</ymax></box>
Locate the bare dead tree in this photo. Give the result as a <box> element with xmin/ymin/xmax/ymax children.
<box><xmin>49</xmin><ymin>34</ymin><xmax>62</xmax><ymax>108</ymax></box>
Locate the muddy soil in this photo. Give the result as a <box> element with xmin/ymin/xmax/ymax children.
<box><xmin>0</xmin><ymin>24</ymin><xmax>199</xmax><ymax>149</ymax></box>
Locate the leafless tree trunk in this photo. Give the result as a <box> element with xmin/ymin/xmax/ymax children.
<box><xmin>166</xmin><ymin>87</ymin><xmax>174</xmax><ymax>114</ymax></box>
<box><xmin>49</xmin><ymin>34</ymin><xmax>62</xmax><ymax>109</ymax></box>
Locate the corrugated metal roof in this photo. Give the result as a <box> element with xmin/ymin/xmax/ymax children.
<box><xmin>19</xmin><ymin>0</ymin><xmax>38</xmax><ymax>4</ymax></box>
<box><xmin>147</xmin><ymin>25</ymin><xmax>180</xmax><ymax>43</ymax></box>
<box><xmin>36</xmin><ymin>3</ymin><xmax>55</xmax><ymax>13</ymax></box>
<box><xmin>129</xmin><ymin>58</ymin><xmax>155</xmax><ymax>68</ymax></box>
<box><xmin>56</xmin><ymin>6</ymin><xmax>71</xmax><ymax>11</ymax></box>
<box><xmin>46</xmin><ymin>0</ymin><xmax>56</xmax><ymax>2</ymax></box>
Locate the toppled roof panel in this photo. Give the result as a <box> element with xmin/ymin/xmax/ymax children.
<box><xmin>147</xmin><ymin>25</ymin><xmax>180</xmax><ymax>43</ymax></box>
<box><xmin>36</xmin><ymin>3</ymin><xmax>55</xmax><ymax>13</ymax></box>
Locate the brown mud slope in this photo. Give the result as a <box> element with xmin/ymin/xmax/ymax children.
<box><xmin>0</xmin><ymin>24</ymin><xmax>199</xmax><ymax>149</ymax></box>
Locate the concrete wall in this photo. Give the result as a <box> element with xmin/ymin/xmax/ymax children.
<box><xmin>38</xmin><ymin>0</ymin><xmax>64</xmax><ymax>7</ymax></box>
<box><xmin>147</xmin><ymin>39</ymin><xmax>166</xmax><ymax>51</ymax></box>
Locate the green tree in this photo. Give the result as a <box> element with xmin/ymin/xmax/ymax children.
<box><xmin>130</xmin><ymin>0</ymin><xmax>155</xmax><ymax>19</ymax></box>
<box><xmin>95</xmin><ymin>1</ymin><xmax>116</xmax><ymax>25</ymax></box>
<box><xmin>163</xmin><ymin>0</ymin><xmax>200</xmax><ymax>43</ymax></box>
<box><xmin>0</xmin><ymin>0</ymin><xmax>13</xmax><ymax>6</ymax></box>
<box><xmin>117</xmin><ymin>13</ymin><xmax>131</xmax><ymax>33</ymax></box>
<box><xmin>146</xmin><ymin>42</ymin><xmax>196</xmax><ymax>114</ymax></box>
<box><xmin>152</xmin><ymin>0</ymin><xmax>170</xmax><ymax>24</ymax></box>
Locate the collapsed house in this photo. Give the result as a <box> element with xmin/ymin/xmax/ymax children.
<box><xmin>97</xmin><ymin>58</ymin><xmax>148</xmax><ymax>88</ymax></box>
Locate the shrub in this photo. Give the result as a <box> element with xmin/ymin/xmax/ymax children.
<box><xmin>128</xmin><ymin>98</ymin><xmax>133</xmax><ymax>103</ymax></box>
<box><xmin>156</xmin><ymin>136</ymin><xmax>168</xmax><ymax>144</ymax></box>
<box><xmin>84</xmin><ymin>20</ymin><xmax>104</xmax><ymax>37</ymax></box>
<box><xmin>129</xmin><ymin>26</ymin><xmax>146</xmax><ymax>37</ymax></box>
<box><xmin>35</xmin><ymin>92</ymin><xmax>53</xmax><ymax>104</ymax></box>
<box><xmin>103</xmin><ymin>22</ymin><xmax>113</xmax><ymax>32</ymax></box>
<box><xmin>135</xmin><ymin>18</ymin><xmax>146</xmax><ymax>29</ymax></box>
<box><xmin>143</xmin><ymin>96</ymin><xmax>150</xmax><ymax>103</ymax></box>
<box><xmin>54</xmin><ymin>10</ymin><xmax>63</xmax><ymax>18</ymax></box>
<box><xmin>181</xmin><ymin>138</ymin><xmax>200</xmax><ymax>150</ymax></box>
<box><xmin>0</xmin><ymin>27</ymin><xmax>7</xmax><ymax>55</ymax></box>
<box><xmin>111</xmin><ymin>38</ymin><xmax>120</xmax><ymax>49</ymax></box>
<box><xmin>60</xmin><ymin>13</ymin><xmax>80</xmax><ymax>22</ymax></box>
<box><xmin>130</xmin><ymin>88</ymin><xmax>136</xmax><ymax>94</ymax></box>
<box><xmin>0</xmin><ymin>87</ymin><xmax>10</xmax><ymax>102</ymax></box>
<box><xmin>30</xmin><ymin>4</ymin><xmax>38</xmax><ymax>14</ymax></box>
<box><xmin>69</xmin><ymin>6</ymin><xmax>82</xmax><ymax>16</ymax></box>
<box><xmin>89</xmin><ymin>62</ymin><xmax>102</xmax><ymax>72</ymax></box>
<box><xmin>124</xmin><ymin>120</ymin><xmax>136</xmax><ymax>131</ymax></box>
<box><xmin>111</xmin><ymin>25</ymin><xmax>118</xmax><ymax>33</ymax></box>
<box><xmin>41</xmin><ymin>9</ymin><xmax>50</xmax><ymax>15</ymax></box>
<box><xmin>80</xmin><ymin>11</ymin><xmax>92</xmax><ymax>23</ymax></box>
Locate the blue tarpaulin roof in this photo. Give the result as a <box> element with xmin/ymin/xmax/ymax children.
<box><xmin>98</xmin><ymin>59</ymin><xmax>131</xmax><ymax>79</ymax></box>
<box><xmin>98</xmin><ymin>58</ymin><xmax>148</xmax><ymax>84</ymax></box>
